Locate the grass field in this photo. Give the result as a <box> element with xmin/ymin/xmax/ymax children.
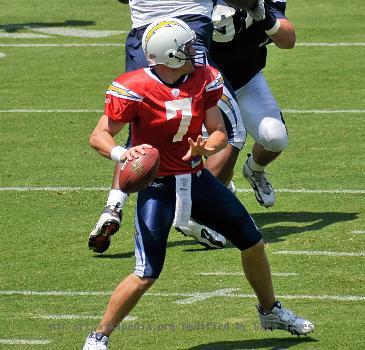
<box><xmin>1</xmin><ymin>0</ymin><xmax>364</xmax><ymax>349</ymax></box>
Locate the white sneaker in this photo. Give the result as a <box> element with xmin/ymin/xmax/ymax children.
<box><xmin>257</xmin><ymin>301</ymin><xmax>314</xmax><ymax>336</ymax></box>
<box><xmin>176</xmin><ymin>220</ymin><xmax>226</xmax><ymax>249</ymax></box>
<box><xmin>243</xmin><ymin>156</ymin><xmax>275</xmax><ymax>208</ymax></box>
<box><xmin>88</xmin><ymin>204</ymin><xmax>122</xmax><ymax>253</ymax></box>
<box><xmin>83</xmin><ymin>332</ymin><xmax>109</xmax><ymax>350</ymax></box>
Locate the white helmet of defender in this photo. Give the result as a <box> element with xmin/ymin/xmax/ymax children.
<box><xmin>142</xmin><ymin>17</ymin><xmax>205</xmax><ymax>68</ymax></box>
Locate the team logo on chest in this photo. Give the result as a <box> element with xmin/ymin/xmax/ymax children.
<box><xmin>171</xmin><ymin>88</ymin><xmax>180</xmax><ymax>97</ymax></box>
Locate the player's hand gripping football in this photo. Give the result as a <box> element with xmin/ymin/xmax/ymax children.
<box><xmin>182</xmin><ymin>135</ymin><xmax>215</xmax><ymax>161</ymax></box>
<box><xmin>122</xmin><ymin>144</ymin><xmax>153</xmax><ymax>161</ymax></box>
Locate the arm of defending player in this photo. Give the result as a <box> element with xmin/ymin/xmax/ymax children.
<box><xmin>256</xmin><ymin>1</ymin><xmax>296</xmax><ymax>49</ymax></box>
<box><xmin>270</xmin><ymin>19</ymin><xmax>296</xmax><ymax>49</ymax></box>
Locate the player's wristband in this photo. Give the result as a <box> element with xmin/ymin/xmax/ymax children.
<box><xmin>265</xmin><ymin>20</ymin><xmax>281</xmax><ymax>36</ymax></box>
<box><xmin>110</xmin><ymin>146</ymin><xmax>127</xmax><ymax>162</ymax></box>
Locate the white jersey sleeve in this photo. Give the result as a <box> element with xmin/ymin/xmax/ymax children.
<box><xmin>129</xmin><ymin>0</ymin><xmax>213</xmax><ymax>28</ymax></box>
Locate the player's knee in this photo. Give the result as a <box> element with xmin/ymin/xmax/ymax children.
<box><xmin>258</xmin><ymin>117</ymin><xmax>288</xmax><ymax>152</ymax></box>
<box><xmin>134</xmin><ymin>275</ymin><xmax>156</xmax><ymax>291</ymax></box>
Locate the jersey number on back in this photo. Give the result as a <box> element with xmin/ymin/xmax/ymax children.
<box><xmin>165</xmin><ymin>98</ymin><xmax>193</xmax><ymax>142</ymax></box>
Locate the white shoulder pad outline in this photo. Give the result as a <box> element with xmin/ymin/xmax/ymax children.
<box><xmin>106</xmin><ymin>81</ymin><xmax>143</xmax><ymax>102</ymax></box>
<box><xmin>205</xmin><ymin>72</ymin><xmax>224</xmax><ymax>92</ymax></box>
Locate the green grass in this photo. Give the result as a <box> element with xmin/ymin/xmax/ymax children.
<box><xmin>1</xmin><ymin>0</ymin><xmax>364</xmax><ymax>349</ymax></box>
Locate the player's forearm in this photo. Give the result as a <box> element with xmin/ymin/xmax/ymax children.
<box><xmin>203</xmin><ymin>105</ymin><xmax>228</xmax><ymax>155</ymax></box>
<box><xmin>204</xmin><ymin>129</ymin><xmax>228</xmax><ymax>156</ymax></box>
<box><xmin>269</xmin><ymin>19</ymin><xmax>296</xmax><ymax>49</ymax></box>
<box><xmin>90</xmin><ymin>128</ymin><xmax>119</xmax><ymax>160</ymax></box>
<box><xmin>90</xmin><ymin>114</ymin><xmax>127</xmax><ymax>161</ymax></box>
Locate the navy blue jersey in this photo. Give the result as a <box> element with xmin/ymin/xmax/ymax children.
<box><xmin>210</xmin><ymin>0</ymin><xmax>287</xmax><ymax>90</ymax></box>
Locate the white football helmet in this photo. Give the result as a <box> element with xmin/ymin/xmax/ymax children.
<box><xmin>142</xmin><ymin>17</ymin><xmax>204</xmax><ymax>68</ymax></box>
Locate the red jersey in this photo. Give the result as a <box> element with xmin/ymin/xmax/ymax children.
<box><xmin>104</xmin><ymin>66</ymin><xmax>223</xmax><ymax>176</ymax></box>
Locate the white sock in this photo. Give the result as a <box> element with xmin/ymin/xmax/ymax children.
<box><xmin>248</xmin><ymin>155</ymin><xmax>265</xmax><ymax>172</ymax></box>
<box><xmin>106</xmin><ymin>189</ymin><xmax>128</xmax><ymax>207</ymax></box>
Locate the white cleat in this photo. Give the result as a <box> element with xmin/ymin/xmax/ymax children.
<box><xmin>176</xmin><ymin>220</ymin><xmax>226</xmax><ymax>249</ymax></box>
<box><xmin>88</xmin><ymin>204</ymin><xmax>122</xmax><ymax>253</ymax></box>
<box><xmin>257</xmin><ymin>301</ymin><xmax>314</xmax><ymax>336</ymax></box>
<box><xmin>243</xmin><ymin>156</ymin><xmax>275</xmax><ymax>208</ymax></box>
<box><xmin>83</xmin><ymin>332</ymin><xmax>109</xmax><ymax>350</ymax></box>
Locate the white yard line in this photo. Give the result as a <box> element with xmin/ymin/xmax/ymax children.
<box><xmin>352</xmin><ymin>230</ymin><xmax>365</xmax><ymax>234</ymax></box>
<box><xmin>282</xmin><ymin>109</ymin><xmax>365</xmax><ymax>114</ymax></box>
<box><xmin>0</xmin><ymin>339</ymin><xmax>51</xmax><ymax>345</ymax></box>
<box><xmin>0</xmin><ymin>42</ymin><xmax>364</xmax><ymax>47</ymax></box>
<box><xmin>249</xmin><ymin>188</ymin><xmax>365</xmax><ymax>194</ymax></box>
<box><xmin>0</xmin><ymin>109</ymin><xmax>103</xmax><ymax>113</ymax></box>
<box><xmin>0</xmin><ymin>289</ymin><xmax>364</xmax><ymax>304</ymax></box>
<box><xmin>0</xmin><ymin>43</ymin><xmax>121</xmax><ymax>47</ymax></box>
<box><xmin>274</xmin><ymin>250</ymin><xmax>365</xmax><ymax>257</ymax></box>
<box><xmin>198</xmin><ymin>272</ymin><xmax>298</xmax><ymax>277</ymax></box>
<box><xmin>1</xmin><ymin>186</ymin><xmax>364</xmax><ymax>194</ymax></box>
<box><xmin>296</xmin><ymin>42</ymin><xmax>365</xmax><ymax>47</ymax></box>
<box><xmin>33</xmin><ymin>314</ymin><xmax>136</xmax><ymax>321</ymax></box>
<box><xmin>0</xmin><ymin>290</ymin><xmax>111</xmax><ymax>296</ymax></box>
<box><xmin>0</xmin><ymin>186</ymin><xmax>109</xmax><ymax>191</ymax></box>
<box><xmin>1</xmin><ymin>109</ymin><xmax>364</xmax><ymax>114</ymax></box>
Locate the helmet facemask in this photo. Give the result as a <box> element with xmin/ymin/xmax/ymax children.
<box><xmin>173</xmin><ymin>35</ymin><xmax>207</xmax><ymax>68</ymax></box>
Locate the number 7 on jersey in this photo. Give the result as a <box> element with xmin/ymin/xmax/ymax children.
<box><xmin>165</xmin><ymin>97</ymin><xmax>193</xmax><ymax>142</ymax></box>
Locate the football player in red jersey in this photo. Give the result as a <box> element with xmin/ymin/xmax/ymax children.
<box><xmin>83</xmin><ymin>18</ymin><xmax>313</xmax><ymax>350</ymax></box>
<box><xmin>87</xmin><ymin>0</ymin><xmax>259</xmax><ymax>252</ymax></box>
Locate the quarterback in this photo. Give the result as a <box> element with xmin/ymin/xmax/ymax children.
<box><xmin>83</xmin><ymin>18</ymin><xmax>314</xmax><ymax>350</ymax></box>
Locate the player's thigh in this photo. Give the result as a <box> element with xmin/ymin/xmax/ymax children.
<box><xmin>236</xmin><ymin>72</ymin><xmax>282</xmax><ymax>140</ymax></box>
<box><xmin>134</xmin><ymin>180</ymin><xmax>175</xmax><ymax>278</ymax></box>
<box><xmin>191</xmin><ymin>170</ymin><xmax>261</xmax><ymax>250</ymax></box>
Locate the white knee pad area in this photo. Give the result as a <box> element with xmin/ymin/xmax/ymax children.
<box><xmin>258</xmin><ymin>117</ymin><xmax>288</xmax><ymax>152</ymax></box>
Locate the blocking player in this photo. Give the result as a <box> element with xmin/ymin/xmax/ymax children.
<box><xmin>83</xmin><ymin>18</ymin><xmax>313</xmax><ymax>350</ymax></box>
<box><xmin>88</xmin><ymin>0</ymin><xmax>263</xmax><ymax>252</ymax></box>
<box><xmin>211</xmin><ymin>0</ymin><xmax>296</xmax><ymax>207</ymax></box>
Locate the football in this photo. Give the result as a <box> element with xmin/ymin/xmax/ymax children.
<box><xmin>119</xmin><ymin>147</ymin><xmax>160</xmax><ymax>193</ymax></box>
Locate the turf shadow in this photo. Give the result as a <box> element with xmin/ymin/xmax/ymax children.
<box><xmin>252</xmin><ymin>211</ymin><xmax>359</xmax><ymax>243</ymax></box>
<box><xmin>93</xmin><ymin>211</ymin><xmax>359</xmax><ymax>257</ymax></box>
<box><xmin>94</xmin><ymin>239</ymin><xmax>198</xmax><ymax>259</ymax></box>
<box><xmin>182</xmin><ymin>336</ymin><xmax>318</xmax><ymax>349</ymax></box>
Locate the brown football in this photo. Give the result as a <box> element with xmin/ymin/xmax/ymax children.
<box><xmin>119</xmin><ymin>147</ymin><xmax>160</xmax><ymax>193</ymax></box>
